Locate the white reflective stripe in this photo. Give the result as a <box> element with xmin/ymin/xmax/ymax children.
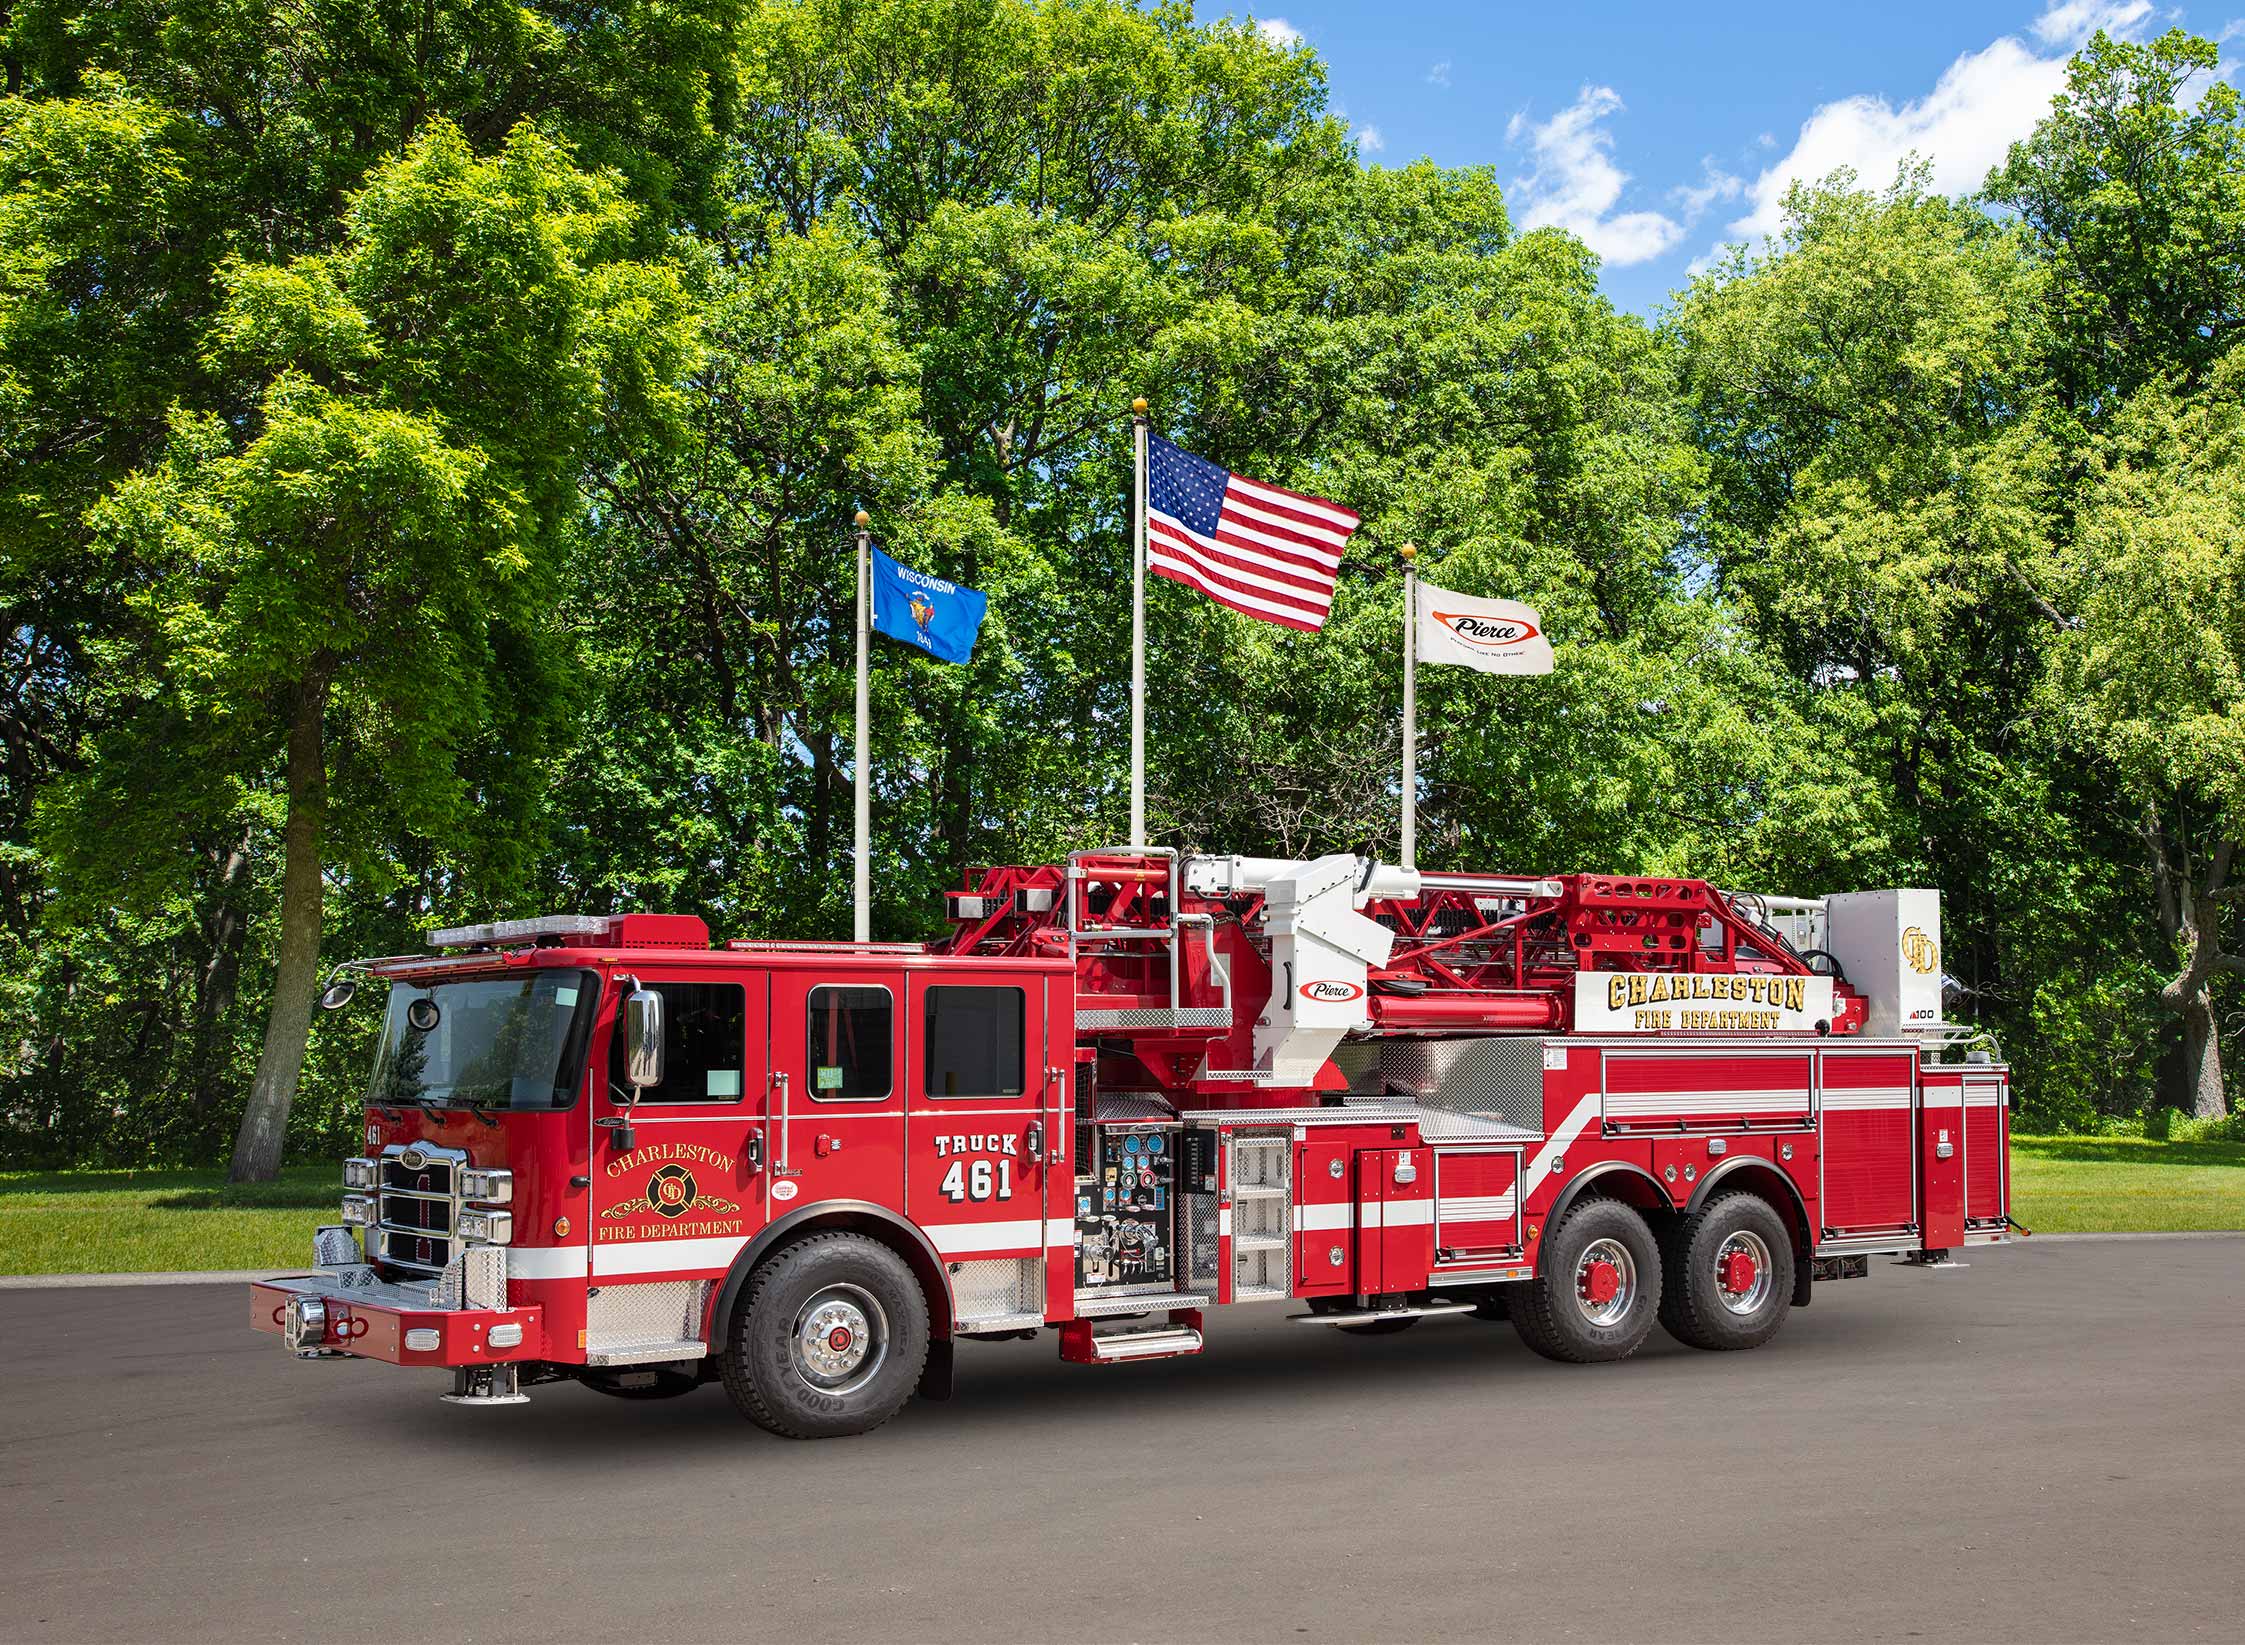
<box><xmin>924</xmin><ymin>1219</ymin><xmax>1043</xmax><ymax>1256</ymax></box>
<box><xmin>1217</xmin><ymin>1208</ymin><xmax>1233</xmax><ymax>1237</ymax></box>
<box><xmin>1921</xmin><ymin>1086</ymin><xmax>1964</xmax><ymax>1107</ymax></box>
<box><xmin>1359</xmin><ymin>1198</ymin><xmax>1383</xmax><ymax>1230</ymax></box>
<box><xmin>1821</xmin><ymin>1088</ymin><xmax>1913</xmax><ymax>1110</ymax></box>
<box><xmin>1963</xmin><ymin>1086</ymin><xmax>2008</xmax><ymax>1108</ymax></box>
<box><xmin>1045</xmin><ymin>1218</ymin><xmax>1074</xmax><ymax>1248</ymax></box>
<box><xmin>1293</xmin><ymin>1202</ymin><xmax>1353</xmax><ymax>1232</ymax></box>
<box><xmin>1383</xmin><ymin>1199</ymin><xmax>1435</xmax><ymax>1227</ymax></box>
<box><xmin>1525</xmin><ymin>1094</ymin><xmax>1600</xmax><ymax>1198</ymax></box>
<box><xmin>591</xmin><ymin>1235</ymin><xmax>749</xmax><ymax>1277</ymax></box>
<box><xmin>507</xmin><ymin>1245</ymin><xmax>588</xmax><ymax>1280</ymax></box>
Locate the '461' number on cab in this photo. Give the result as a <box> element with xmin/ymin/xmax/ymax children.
<box><xmin>940</xmin><ymin>1158</ymin><xmax>1013</xmax><ymax>1203</ymax></box>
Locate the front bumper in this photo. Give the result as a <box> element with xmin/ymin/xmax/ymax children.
<box><xmin>251</xmin><ymin>1270</ymin><xmax>544</xmax><ymax>1367</ymax></box>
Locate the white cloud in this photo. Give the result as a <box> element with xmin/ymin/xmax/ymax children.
<box><xmin>1356</xmin><ymin>124</ymin><xmax>1386</xmax><ymax>152</ymax></box>
<box><xmin>1717</xmin><ymin>0</ymin><xmax>2152</xmax><ymax>250</ymax></box>
<box><xmin>1672</xmin><ymin>157</ymin><xmax>1744</xmax><ymax>217</ymax></box>
<box><xmin>1505</xmin><ymin>85</ymin><xmax>1687</xmax><ymax>266</ymax></box>
<box><xmin>1255</xmin><ymin>17</ymin><xmax>1302</xmax><ymax>49</ymax></box>
<box><xmin>2032</xmin><ymin>1</ymin><xmax>2150</xmax><ymax>46</ymax></box>
<box><xmin>1428</xmin><ymin>60</ymin><xmax>1452</xmax><ymax>88</ymax></box>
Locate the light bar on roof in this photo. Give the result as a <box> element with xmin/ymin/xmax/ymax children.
<box><xmin>426</xmin><ymin>914</ymin><xmax>611</xmax><ymax>950</ymax></box>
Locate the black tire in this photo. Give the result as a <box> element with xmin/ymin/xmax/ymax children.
<box><xmin>579</xmin><ymin>1367</ymin><xmax>700</xmax><ymax>1400</ymax></box>
<box><xmin>719</xmin><ymin>1232</ymin><xmax>930</xmax><ymax>1438</ymax></box>
<box><xmin>1512</xmin><ymin>1197</ymin><xmax>1663</xmax><ymax>1364</ymax></box>
<box><xmin>1659</xmin><ymin>1191</ymin><xmax>1795</xmax><ymax>1351</ymax></box>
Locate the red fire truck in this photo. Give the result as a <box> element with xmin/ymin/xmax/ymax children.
<box><xmin>253</xmin><ymin>850</ymin><xmax>2012</xmax><ymax>1437</ymax></box>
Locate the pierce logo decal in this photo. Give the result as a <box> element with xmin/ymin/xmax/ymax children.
<box><xmin>1433</xmin><ymin>611</ymin><xmax>1541</xmax><ymax>650</ymax></box>
<box><xmin>1299</xmin><ymin>978</ymin><xmax>1366</xmax><ymax>1004</ymax></box>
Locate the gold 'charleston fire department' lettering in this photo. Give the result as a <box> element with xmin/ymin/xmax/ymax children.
<box><xmin>1605</xmin><ymin>973</ymin><xmax>1807</xmax><ymax>1013</ymax></box>
<box><xmin>604</xmin><ymin>1141</ymin><xmax>737</xmax><ymax>1179</ymax></box>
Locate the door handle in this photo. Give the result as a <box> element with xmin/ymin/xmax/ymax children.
<box><xmin>1026</xmin><ymin>1120</ymin><xmax>1045</xmax><ymax>1163</ymax></box>
<box><xmin>744</xmin><ymin>1132</ymin><xmax>765</xmax><ymax>1171</ymax></box>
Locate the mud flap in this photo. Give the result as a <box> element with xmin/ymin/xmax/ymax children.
<box><xmin>916</xmin><ymin>1337</ymin><xmax>955</xmax><ymax>1402</ymax></box>
<box><xmin>1791</xmin><ymin>1235</ymin><xmax>1814</xmax><ymax>1308</ymax></box>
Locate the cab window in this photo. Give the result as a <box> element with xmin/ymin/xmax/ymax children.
<box><xmin>923</xmin><ymin>985</ymin><xmax>1025</xmax><ymax>1098</ymax></box>
<box><xmin>607</xmin><ymin>981</ymin><xmax>746</xmax><ymax>1104</ymax></box>
<box><xmin>807</xmin><ymin>985</ymin><xmax>892</xmax><ymax>1101</ymax></box>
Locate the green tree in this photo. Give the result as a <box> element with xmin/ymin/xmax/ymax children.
<box><xmin>58</xmin><ymin>121</ymin><xmax>688</xmax><ymax>1177</ymax></box>
<box><xmin>2047</xmin><ymin>353</ymin><xmax>2245</xmax><ymax>1118</ymax></box>
<box><xmin>1985</xmin><ymin>27</ymin><xmax>2245</xmax><ymax>414</ymax></box>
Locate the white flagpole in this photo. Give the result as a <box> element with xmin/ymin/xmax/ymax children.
<box><xmin>1400</xmin><ymin>542</ymin><xmax>1418</xmax><ymax>869</ymax></box>
<box><xmin>1130</xmin><ymin>397</ymin><xmax>1149</xmax><ymax>847</ymax></box>
<box><xmin>853</xmin><ymin>509</ymin><xmax>872</xmax><ymax>943</ymax></box>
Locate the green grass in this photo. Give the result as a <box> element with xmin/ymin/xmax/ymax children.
<box><xmin>2010</xmin><ymin>1135</ymin><xmax>2245</xmax><ymax>1233</ymax></box>
<box><xmin>2</xmin><ymin>1137</ymin><xmax>2239</xmax><ymax>1275</ymax></box>
<box><xmin>0</xmin><ymin>1165</ymin><xmax>339</xmax><ymax>1275</ymax></box>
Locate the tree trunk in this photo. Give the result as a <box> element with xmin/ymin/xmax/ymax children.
<box><xmin>2180</xmin><ymin>986</ymin><xmax>2226</xmax><ymax>1121</ymax></box>
<box><xmin>228</xmin><ymin>679</ymin><xmax>328</xmax><ymax>1183</ymax></box>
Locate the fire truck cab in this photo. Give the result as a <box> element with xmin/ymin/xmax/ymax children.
<box><xmin>254</xmin><ymin>852</ymin><xmax>2011</xmax><ymax>1438</ymax></box>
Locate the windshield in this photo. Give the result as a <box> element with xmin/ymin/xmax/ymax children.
<box><xmin>367</xmin><ymin>970</ymin><xmax>599</xmax><ymax>1111</ymax></box>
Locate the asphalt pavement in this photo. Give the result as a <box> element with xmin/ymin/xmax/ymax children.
<box><xmin>3</xmin><ymin>1237</ymin><xmax>2241</xmax><ymax>1644</ymax></box>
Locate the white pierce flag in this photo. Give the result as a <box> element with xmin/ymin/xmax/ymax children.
<box><xmin>1415</xmin><ymin>582</ymin><xmax>1554</xmax><ymax>674</ymax></box>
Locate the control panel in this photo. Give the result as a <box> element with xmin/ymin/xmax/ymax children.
<box><xmin>1074</xmin><ymin>1124</ymin><xmax>1176</xmax><ymax>1288</ymax></box>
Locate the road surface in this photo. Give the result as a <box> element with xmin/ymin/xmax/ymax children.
<box><xmin>3</xmin><ymin>1237</ymin><xmax>2241</xmax><ymax>1643</ymax></box>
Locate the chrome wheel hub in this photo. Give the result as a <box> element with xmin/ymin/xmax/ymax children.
<box><xmin>1714</xmin><ymin>1230</ymin><xmax>1773</xmax><ymax>1314</ymax></box>
<box><xmin>793</xmin><ymin>1284</ymin><xmax>888</xmax><ymax>1393</ymax></box>
<box><xmin>1574</xmin><ymin>1237</ymin><xmax>1637</xmax><ymax>1326</ymax></box>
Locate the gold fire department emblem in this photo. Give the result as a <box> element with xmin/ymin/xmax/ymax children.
<box><xmin>1901</xmin><ymin>926</ymin><xmax>1939</xmax><ymax>976</ymax></box>
<box><xmin>602</xmin><ymin>1162</ymin><xmax>742</xmax><ymax>1220</ymax></box>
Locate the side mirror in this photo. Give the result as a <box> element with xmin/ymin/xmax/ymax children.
<box><xmin>622</xmin><ymin>987</ymin><xmax>665</xmax><ymax>1094</ymax></box>
<box><xmin>317</xmin><ymin>976</ymin><xmax>358</xmax><ymax>1012</ymax></box>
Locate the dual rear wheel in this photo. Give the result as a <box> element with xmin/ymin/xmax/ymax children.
<box><xmin>1509</xmin><ymin>1191</ymin><xmax>1795</xmax><ymax>1363</ymax></box>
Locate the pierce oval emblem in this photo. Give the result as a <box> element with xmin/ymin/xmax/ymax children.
<box><xmin>1298</xmin><ymin>978</ymin><xmax>1366</xmax><ymax>1004</ymax></box>
<box><xmin>398</xmin><ymin>1146</ymin><xmax>428</xmax><ymax>1171</ymax></box>
<box><xmin>771</xmin><ymin>1180</ymin><xmax>799</xmax><ymax>1202</ymax></box>
<box><xmin>1434</xmin><ymin>611</ymin><xmax>1542</xmax><ymax>649</ymax></box>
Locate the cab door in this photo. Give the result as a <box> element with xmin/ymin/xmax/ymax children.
<box><xmin>765</xmin><ymin>965</ymin><xmax>907</xmax><ymax>1220</ymax></box>
<box><xmin>587</xmin><ymin>969</ymin><xmax>769</xmax><ymax>1300</ymax></box>
<box><xmin>903</xmin><ymin>967</ymin><xmax>1060</xmax><ymax>1326</ymax></box>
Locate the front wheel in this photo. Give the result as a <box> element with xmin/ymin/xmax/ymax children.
<box><xmin>1511</xmin><ymin>1198</ymin><xmax>1663</xmax><ymax>1364</ymax></box>
<box><xmin>1659</xmin><ymin>1192</ymin><xmax>1794</xmax><ymax>1351</ymax></box>
<box><xmin>720</xmin><ymin>1232</ymin><xmax>930</xmax><ymax>1438</ymax></box>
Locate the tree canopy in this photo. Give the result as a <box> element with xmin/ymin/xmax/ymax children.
<box><xmin>1</xmin><ymin>5</ymin><xmax>2241</xmax><ymax>1169</ymax></box>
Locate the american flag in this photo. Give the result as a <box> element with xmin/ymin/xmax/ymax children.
<box><xmin>1146</xmin><ymin>435</ymin><xmax>1360</xmax><ymax>632</ymax></box>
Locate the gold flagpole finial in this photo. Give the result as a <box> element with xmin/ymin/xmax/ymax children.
<box><xmin>853</xmin><ymin>509</ymin><xmax>870</xmax><ymax>528</ymax></box>
<box><xmin>1131</xmin><ymin>397</ymin><xmax>1148</xmax><ymax>416</ymax></box>
<box><xmin>1398</xmin><ymin>541</ymin><xmax>1417</xmax><ymax>563</ymax></box>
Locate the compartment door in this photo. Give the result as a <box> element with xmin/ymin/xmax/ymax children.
<box><xmin>1963</xmin><ymin>1072</ymin><xmax>2008</xmax><ymax>1226</ymax></box>
<box><xmin>1433</xmin><ymin>1148</ymin><xmax>1522</xmax><ymax>1264</ymax></box>
<box><xmin>1919</xmin><ymin>1076</ymin><xmax>1965</xmax><ymax>1250</ymax></box>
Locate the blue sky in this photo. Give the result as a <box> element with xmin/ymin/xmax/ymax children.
<box><xmin>1238</xmin><ymin>1</ymin><xmax>2243</xmax><ymax>314</ymax></box>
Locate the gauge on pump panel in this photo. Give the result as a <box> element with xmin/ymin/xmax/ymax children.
<box><xmin>1122</xmin><ymin>1134</ymin><xmax>1141</xmax><ymax>1154</ymax></box>
<box><xmin>1146</xmin><ymin>1133</ymin><xmax>1166</xmax><ymax>1155</ymax></box>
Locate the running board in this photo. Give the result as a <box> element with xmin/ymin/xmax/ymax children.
<box><xmin>583</xmin><ymin>1338</ymin><xmax>706</xmax><ymax>1367</ymax></box>
<box><xmin>1289</xmin><ymin>1302</ymin><xmax>1479</xmax><ymax>1327</ymax></box>
<box><xmin>1058</xmin><ymin>1310</ymin><xmax>1206</xmax><ymax>1365</ymax></box>
<box><xmin>1071</xmin><ymin>1290</ymin><xmax>1214</xmax><ymax>1319</ymax></box>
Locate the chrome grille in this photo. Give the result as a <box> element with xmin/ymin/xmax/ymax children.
<box><xmin>377</xmin><ymin>1145</ymin><xmax>465</xmax><ymax>1275</ymax></box>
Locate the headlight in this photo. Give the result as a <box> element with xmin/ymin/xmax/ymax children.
<box><xmin>340</xmin><ymin>1193</ymin><xmax>376</xmax><ymax>1226</ymax></box>
<box><xmin>460</xmin><ymin>1167</ymin><xmax>513</xmax><ymax>1204</ymax></box>
<box><xmin>342</xmin><ymin>1156</ymin><xmax>379</xmax><ymax>1189</ymax></box>
<box><xmin>459</xmin><ymin>1208</ymin><xmax>513</xmax><ymax>1246</ymax></box>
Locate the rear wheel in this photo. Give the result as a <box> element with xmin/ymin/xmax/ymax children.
<box><xmin>720</xmin><ymin>1233</ymin><xmax>930</xmax><ymax>1438</ymax></box>
<box><xmin>1512</xmin><ymin>1198</ymin><xmax>1663</xmax><ymax>1364</ymax></box>
<box><xmin>1659</xmin><ymin>1192</ymin><xmax>1794</xmax><ymax>1351</ymax></box>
